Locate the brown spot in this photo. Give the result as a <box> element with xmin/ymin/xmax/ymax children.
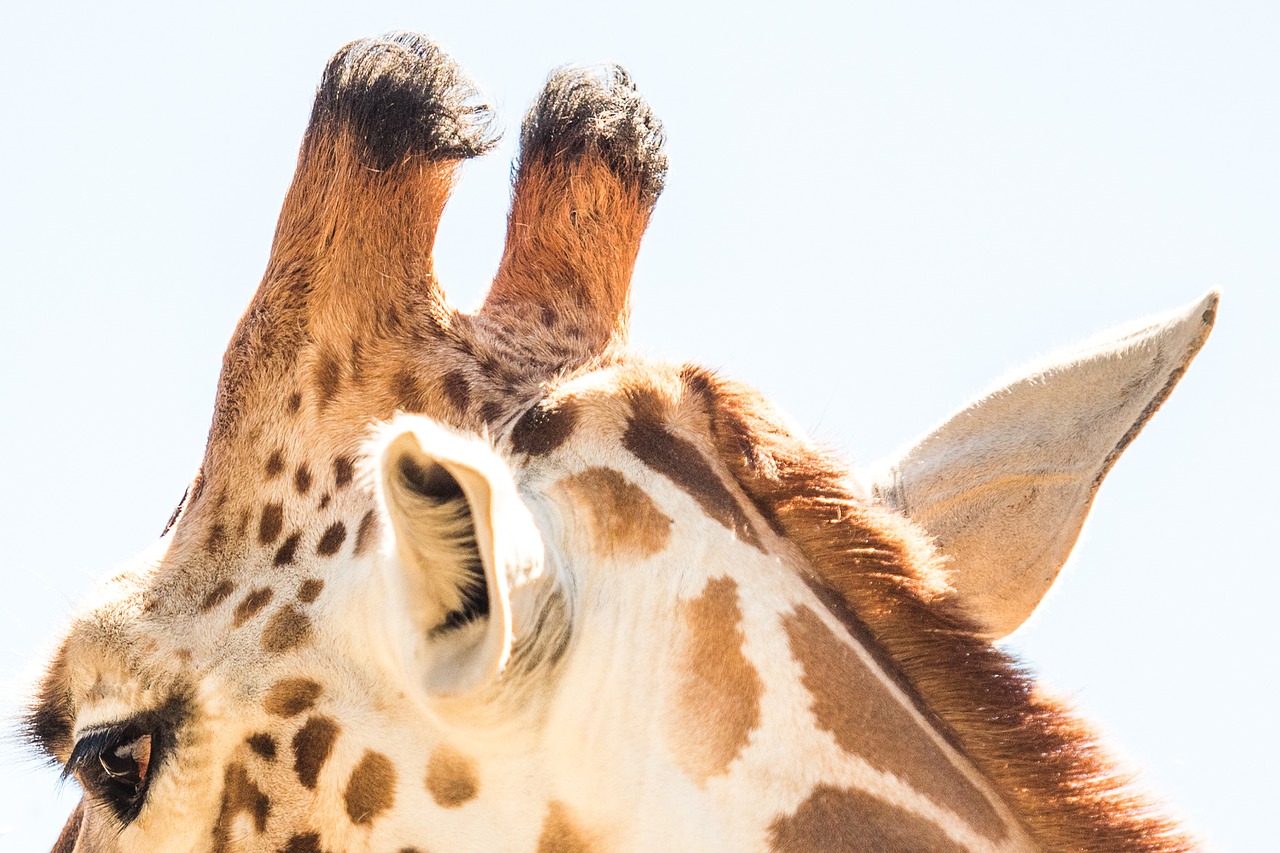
<box><xmin>354</xmin><ymin>509</ymin><xmax>379</xmax><ymax>556</ymax></box>
<box><xmin>769</xmin><ymin>785</ymin><xmax>967</xmax><ymax>852</ymax></box>
<box><xmin>783</xmin><ymin>605</ymin><xmax>1006</xmax><ymax>840</ymax></box>
<box><xmin>204</xmin><ymin>521</ymin><xmax>226</xmax><ymax>555</ymax></box>
<box><xmin>334</xmin><ymin>456</ymin><xmax>355</xmax><ymax>489</ymax></box>
<box><xmin>668</xmin><ymin>576</ymin><xmax>763</xmax><ymax>784</ymax></box>
<box><xmin>292</xmin><ymin>715</ymin><xmax>339</xmax><ymax>789</ymax></box>
<box><xmin>537</xmin><ymin>800</ymin><xmax>594</xmax><ymax>853</ymax></box>
<box><xmin>295</xmin><ymin>464</ymin><xmax>313</xmax><ymax>494</ymax></box>
<box><xmin>512</xmin><ymin>399</ymin><xmax>579</xmax><ymax>456</ymax></box>
<box><xmin>237</xmin><ymin>507</ymin><xmax>252</xmax><ymax>537</ymax></box>
<box><xmin>213</xmin><ymin>763</ymin><xmax>270</xmax><ymax>852</ymax></box>
<box><xmin>201</xmin><ymin>580</ymin><xmax>235</xmax><ymax>612</ymax></box>
<box><xmin>316</xmin><ymin>354</ymin><xmax>341</xmax><ymax>409</ymax></box>
<box><xmin>298</xmin><ymin>578</ymin><xmax>325</xmax><ymax>603</ymax></box>
<box><xmin>344</xmin><ymin>750</ymin><xmax>397</xmax><ymax>826</ymax></box>
<box><xmin>263</xmin><ymin>605</ymin><xmax>312</xmax><ymax>653</ymax></box>
<box><xmin>318</xmin><ymin>493</ymin><xmax>331</xmax><ymax>510</ymax></box>
<box><xmin>279</xmin><ymin>833</ymin><xmax>324</xmax><ymax>853</ymax></box>
<box><xmin>425</xmin><ymin>744</ymin><xmax>480</xmax><ymax>807</ymax></box>
<box><xmin>554</xmin><ymin>467</ymin><xmax>672</xmax><ymax>558</ymax></box>
<box><xmin>287</xmin><ymin>391</ymin><xmax>303</xmax><ymax>414</ymax></box>
<box><xmin>316</xmin><ymin>522</ymin><xmax>347</xmax><ymax>556</ymax></box>
<box><xmin>441</xmin><ymin>370</ymin><xmax>472</xmax><ymax>412</ymax></box>
<box><xmin>266</xmin><ymin>450</ymin><xmax>286</xmax><ymax>478</ymax></box>
<box><xmin>264</xmin><ymin>678</ymin><xmax>323</xmax><ymax>717</ymax></box>
<box><xmin>247</xmin><ymin>733</ymin><xmax>277</xmax><ymax>761</ymax></box>
<box><xmin>393</xmin><ymin>369</ymin><xmax>429</xmax><ymax>411</ymax></box>
<box><xmin>623</xmin><ymin>393</ymin><xmax>763</xmax><ymax>551</ymax></box>
<box><xmin>259</xmin><ymin>503</ymin><xmax>284</xmax><ymax>545</ymax></box>
<box><xmin>274</xmin><ymin>532</ymin><xmax>302</xmax><ymax>566</ymax></box>
<box><xmin>234</xmin><ymin>587</ymin><xmax>274</xmax><ymax>627</ymax></box>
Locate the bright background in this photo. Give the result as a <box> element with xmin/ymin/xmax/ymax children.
<box><xmin>2</xmin><ymin>2</ymin><xmax>1276</xmax><ymax>849</ymax></box>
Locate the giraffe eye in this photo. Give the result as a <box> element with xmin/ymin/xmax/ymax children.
<box><xmin>65</xmin><ymin>724</ymin><xmax>155</xmax><ymax>822</ymax></box>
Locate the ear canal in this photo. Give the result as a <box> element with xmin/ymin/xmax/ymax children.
<box><xmin>478</xmin><ymin>65</ymin><xmax>667</xmax><ymax>371</ymax></box>
<box><xmin>874</xmin><ymin>291</ymin><xmax>1219</xmax><ymax>639</ymax></box>
<box><xmin>376</xmin><ymin>419</ymin><xmax>543</xmax><ymax>696</ymax></box>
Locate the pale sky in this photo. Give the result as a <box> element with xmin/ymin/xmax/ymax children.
<box><xmin>2</xmin><ymin>2</ymin><xmax>1277</xmax><ymax>849</ymax></box>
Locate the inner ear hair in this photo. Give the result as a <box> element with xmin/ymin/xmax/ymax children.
<box><xmin>393</xmin><ymin>455</ymin><xmax>489</xmax><ymax>631</ymax></box>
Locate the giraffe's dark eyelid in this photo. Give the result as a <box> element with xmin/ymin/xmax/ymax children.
<box><xmin>66</xmin><ymin>723</ymin><xmax>158</xmax><ymax>824</ymax></box>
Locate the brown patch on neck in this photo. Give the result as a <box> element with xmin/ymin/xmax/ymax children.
<box><xmin>425</xmin><ymin>744</ymin><xmax>480</xmax><ymax>807</ymax></box>
<box><xmin>344</xmin><ymin>749</ymin><xmax>397</xmax><ymax>825</ymax></box>
<box><xmin>537</xmin><ymin>800</ymin><xmax>596</xmax><ymax>853</ymax></box>
<box><xmin>553</xmin><ymin>467</ymin><xmax>672</xmax><ymax>559</ymax></box>
<box><xmin>690</xmin><ymin>369</ymin><xmax>1197</xmax><ymax>853</ymax></box>
<box><xmin>770</xmin><ymin>785</ymin><xmax>967</xmax><ymax>853</ymax></box>
<box><xmin>623</xmin><ymin>387</ymin><xmax>763</xmax><ymax>551</ymax></box>
<box><xmin>666</xmin><ymin>576</ymin><xmax>763</xmax><ymax>785</ymax></box>
<box><xmin>783</xmin><ymin>604</ymin><xmax>1007</xmax><ymax>840</ymax></box>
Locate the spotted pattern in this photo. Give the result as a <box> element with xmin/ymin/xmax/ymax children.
<box><xmin>298</xmin><ymin>578</ymin><xmax>324</xmax><ymax>603</ymax></box>
<box><xmin>622</xmin><ymin>392</ymin><xmax>763</xmax><ymax>551</ymax></box>
<box><xmin>264</xmin><ymin>678</ymin><xmax>323</xmax><ymax>717</ymax></box>
<box><xmin>344</xmin><ymin>749</ymin><xmax>397</xmax><ymax>825</ymax></box>
<box><xmin>316</xmin><ymin>522</ymin><xmax>347</xmax><ymax>556</ymax></box>
<box><xmin>553</xmin><ymin>467</ymin><xmax>672</xmax><ymax>559</ymax></box>
<box><xmin>201</xmin><ymin>580</ymin><xmax>235</xmax><ymax>612</ymax></box>
<box><xmin>782</xmin><ymin>605</ymin><xmax>1006</xmax><ymax>841</ymax></box>
<box><xmin>512</xmin><ymin>399</ymin><xmax>579</xmax><ymax>457</ymax></box>
<box><xmin>274</xmin><ymin>533</ymin><xmax>302</xmax><ymax>566</ymax></box>
<box><xmin>247</xmin><ymin>733</ymin><xmax>277</xmax><ymax>760</ymax></box>
<box><xmin>263</xmin><ymin>605</ymin><xmax>313</xmax><ymax>653</ymax></box>
<box><xmin>212</xmin><ymin>763</ymin><xmax>270</xmax><ymax>852</ymax></box>
<box><xmin>234</xmin><ymin>588</ymin><xmax>274</xmax><ymax>627</ymax></box>
<box><xmin>292</xmin><ymin>716</ymin><xmax>339</xmax><ymax>789</ymax></box>
<box><xmin>259</xmin><ymin>504</ymin><xmax>284</xmax><ymax>545</ymax></box>
<box><xmin>354</xmin><ymin>510</ymin><xmax>378</xmax><ymax>556</ymax></box>
<box><xmin>425</xmin><ymin>744</ymin><xmax>480</xmax><ymax>807</ymax></box>
<box><xmin>769</xmin><ymin>784</ymin><xmax>968</xmax><ymax>852</ymax></box>
<box><xmin>537</xmin><ymin>800</ymin><xmax>594</xmax><ymax>853</ymax></box>
<box><xmin>668</xmin><ymin>576</ymin><xmax>762</xmax><ymax>785</ymax></box>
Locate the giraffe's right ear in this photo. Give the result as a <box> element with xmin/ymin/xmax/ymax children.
<box><xmin>372</xmin><ymin>418</ymin><xmax>543</xmax><ymax>696</ymax></box>
<box><xmin>872</xmin><ymin>292</ymin><xmax>1218</xmax><ymax>640</ymax></box>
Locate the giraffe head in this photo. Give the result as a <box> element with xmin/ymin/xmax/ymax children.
<box><xmin>27</xmin><ymin>34</ymin><xmax>1214</xmax><ymax>853</ymax></box>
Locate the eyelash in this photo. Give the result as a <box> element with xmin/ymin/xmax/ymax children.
<box><xmin>64</xmin><ymin>723</ymin><xmax>157</xmax><ymax>824</ymax></box>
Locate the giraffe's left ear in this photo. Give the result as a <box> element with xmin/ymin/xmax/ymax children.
<box><xmin>373</xmin><ymin>418</ymin><xmax>543</xmax><ymax>696</ymax></box>
<box><xmin>872</xmin><ymin>292</ymin><xmax>1218</xmax><ymax>639</ymax></box>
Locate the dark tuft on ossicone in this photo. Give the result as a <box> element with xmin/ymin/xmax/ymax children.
<box><xmin>517</xmin><ymin>65</ymin><xmax>667</xmax><ymax>205</ymax></box>
<box><xmin>309</xmin><ymin>32</ymin><xmax>499</xmax><ymax>170</ymax></box>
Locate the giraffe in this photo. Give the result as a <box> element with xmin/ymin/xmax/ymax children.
<box><xmin>25</xmin><ymin>33</ymin><xmax>1217</xmax><ymax>853</ymax></box>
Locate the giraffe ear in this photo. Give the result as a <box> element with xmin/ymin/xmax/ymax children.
<box><xmin>872</xmin><ymin>292</ymin><xmax>1218</xmax><ymax>639</ymax></box>
<box><xmin>374</xmin><ymin>418</ymin><xmax>543</xmax><ymax>696</ymax></box>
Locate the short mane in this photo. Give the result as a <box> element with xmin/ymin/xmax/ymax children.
<box><xmin>684</xmin><ymin>366</ymin><xmax>1197</xmax><ymax>853</ymax></box>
